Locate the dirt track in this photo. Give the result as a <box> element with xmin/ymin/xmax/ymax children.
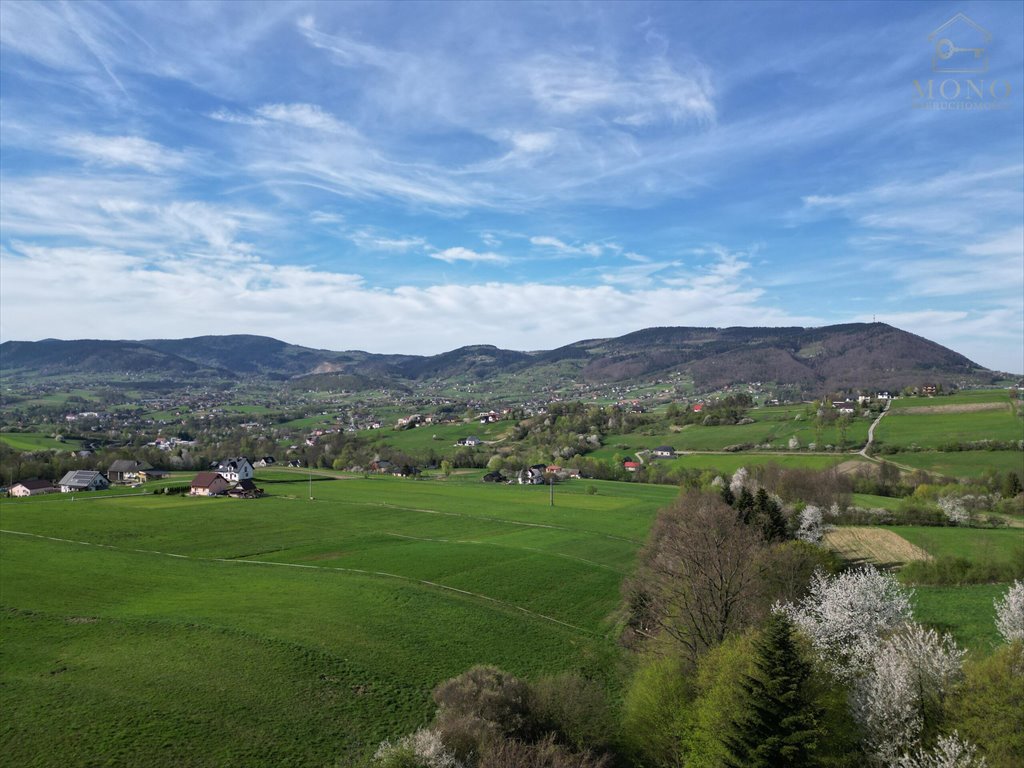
<box><xmin>897</xmin><ymin>402</ymin><xmax>1008</xmax><ymax>415</ymax></box>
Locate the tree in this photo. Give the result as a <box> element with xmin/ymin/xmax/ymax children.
<box><xmin>754</xmin><ymin>488</ymin><xmax>787</xmax><ymax>542</ymax></box>
<box><xmin>778</xmin><ymin>566</ymin><xmax>913</xmax><ymax>681</ymax></box>
<box><xmin>895</xmin><ymin>732</ymin><xmax>987</xmax><ymax>768</ymax></box>
<box><xmin>796</xmin><ymin>505</ymin><xmax>825</xmax><ymax>544</ymax></box>
<box><xmin>851</xmin><ymin>625</ymin><xmax>965</xmax><ymax>766</ymax></box>
<box><xmin>625</xmin><ymin>492</ymin><xmax>767</xmax><ymax>661</ymax></box>
<box><xmin>440</xmin><ymin>460</ymin><xmax>453</xmax><ymax>478</ymax></box>
<box><xmin>1001</xmin><ymin>471</ymin><xmax>1022</xmax><ymax>499</ymax></box>
<box><xmin>725</xmin><ymin>612</ymin><xmax>822</xmax><ymax>768</ymax></box>
<box><xmin>949</xmin><ymin>641</ymin><xmax>1024</xmax><ymax>768</ymax></box>
<box><xmin>995</xmin><ymin>580</ymin><xmax>1024</xmax><ymax>643</ymax></box>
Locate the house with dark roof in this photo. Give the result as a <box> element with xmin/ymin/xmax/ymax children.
<box><xmin>215</xmin><ymin>457</ymin><xmax>253</xmax><ymax>483</ymax></box>
<box><xmin>228</xmin><ymin>478</ymin><xmax>263</xmax><ymax>498</ymax></box>
<box><xmin>107</xmin><ymin>459</ymin><xmax>154</xmax><ymax>484</ymax></box>
<box><xmin>9</xmin><ymin>479</ymin><xmax>56</xmax><ymax>497</ymax></box>
<box><xmin>457</xmin><ymin>436</ymin><xmax>482</xmax><ymax>447</ymax></box>
<box><xmin>58</xmin><ymin>470</ymin><xmax>109</xmax><ymax>493</ymax></box>
<box><xmin>652</xmin><ymin>446</ymin><xmax>676</xmax><ymax>458</ymax></box>
<box><xmin>190</xmin><ymin>472</ymin><xmax>230</xmax><ymax>496</ymax></box>
<box><xmin>253</xmin><ymin>457</ymin><xmax>276</xmax><ymax>468</ymax></box>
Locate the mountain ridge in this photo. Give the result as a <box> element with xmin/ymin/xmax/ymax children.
<box><xmin>0</xmin><ymin>324</ymin><xmax>1001</xmax><ymax>392</ymax></box>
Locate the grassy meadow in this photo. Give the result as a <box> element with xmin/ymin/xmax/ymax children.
<box><xmin>0</xmin><ymin>474</ymin><xmax>677</xmax><ymax>766</ymax></box>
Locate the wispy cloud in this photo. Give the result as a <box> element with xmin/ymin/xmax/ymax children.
<box><xmin>429</xmin><ymin>247</ymin><xmax>508</xmax><ymax>265</ymax></box>
<box><xmin>530</xmin><ymin>236</ymin><xmax>606</xmax><ymax>257</ymax></box>
<box><xmin>55</xmin><ymin>134</ymin><xmax>188</xmax><ymax>172</ymax></box>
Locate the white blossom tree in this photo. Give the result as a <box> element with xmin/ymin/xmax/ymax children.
<box><xmin>729</xmin><ymin>466</ymin><xmax>750</xmax><ymax>497</ymax></box>
<box><xmin>373</xmin><ymin>728</ymin><xmax>463</xmax><ymax>768</ymax></box>
<box><xmin>994</xmin><ymin>579</ymin><xmax>1024</xmax><ymax>643</ymax></box>
<box><xmin>852</xmin><ymin>625</ymin><xmax>965</xmax><ymax>765</ymax></box>
<box><xmin>896</xmin><ymin>732</ymin><xmax>987</xmax><ymax>768</ymax></box>
<box><xmin>796</xmin><ymin>504</ymin><xmax>825</xmax><ymax>544</ymax></box>
<box><xmin>938</xmin><ymin>496</ymin><xmax>969</xmax><ymax>526</ymax></box>
<box><xmin>778</xmin><ymin>566</ymin><xmax>913</xmax><ymax>680</ymax></box>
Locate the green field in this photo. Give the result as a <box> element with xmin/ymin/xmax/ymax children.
<box><xmin>875</xmin><ymin>407</ymin><xmax>1022</xmax><ymax>450</ymax></box>
<box><xmin>360</xmin><ymin>420</ymin><xmax>513</xmax><ymax>457</ymax></box>
<box><xmin>889</xmin><ymin>390</ymin><xmax>1013</xmax><ymax>409</ymax></box>
<box><xmin>594</xmin><ymin>416</ymin><xmax>870</xmax><ymax>455</ymax></box>
<box><xmin>851</xmin><ymin>493</ymin><xmax>902</xmax><ymax>511</ymax></box>
<box><xmin>887</xmin><ymin>450</ymin><xmax>1024</xmax><ymax>479</ymax></box>
<box><xmin>0</xmin><ymin>475</ymin><xmax>677</xmax><ymax>765</ymax></box>
<box><xmin>913</xmin><ymin>584</ymin><xmax>1007</xmax><ymax>652</ymax></box>
<box><xmin>889</xmin><ymin>526</ymin><xmax>1024</xmax><ymax>563</ymax></box>
<box><xmin>0</xmin><ymin>433</ymin><xmax>85</xmax><ymax>452</ymax></box>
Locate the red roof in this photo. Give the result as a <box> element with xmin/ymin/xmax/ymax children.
<box><xmin>623</xmin><ymin>461</ymin><xmax>641</xmax><ymax>469</ymax></box>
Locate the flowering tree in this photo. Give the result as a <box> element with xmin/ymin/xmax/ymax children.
<box><xmin>995</xmin><ymin>579</ymin><xmax>1024</xmax><ymax>643</ymax></box>
<box><xmin>896</xmin><ymin>732</ymin><xmax>987</xmax><ymax>768</ymax></box>
<box><xmin>729</xmin><ymin>466</ymin><xmax>750</xmax><ymax>497</ymax></box>
<box><xmin>851</xmin><ymin>625</ymin><xmax>965</xmax><ymax>765</ymax></box>
<box><xmin>778</xmin><ymin>566</ymin><xmax>913</xmax><ymax>680</ymax></box>
<box><xmin>795</xmin><ymin>505</ymin><xmax>824</xmax><ymax>544</ymax></box>
<box><xmin>373</xmin><ymin>728</ymin><xmax>463</xmax><ymax>768</ymax></box>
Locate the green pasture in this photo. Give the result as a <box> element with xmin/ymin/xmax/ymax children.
<box><xmin>875</xmin><ymin>408</ymin><xmax>1022</xmax><ymax>450</ymax></box>
<box><xmin>913</xmin><ymin>584</ymin><xmax>1007</xmax><ymax>652</ymax></box>
<box><xmin>889</xmin><ymin>390</ymin><xmax>1012</xmax><ymax>409</ymax></box>
<box><xmin>889</xmin><ymin>526</ymin><xmax>1024</xmax><ymax>564</ymax></box>
<box><xmin>886</xmin><ymin>451</ymin><xmax>1024</xmax><ymax>479</ymax></box>
<box><xmin>361</xmin><ymin>420</ymin><xmax>513</xmax><ymax>456</ymax></box>
<box><xmin>851</xmin><ymin>493</ymin><xmax>902</xmax><ymax>511</ymax></box>
<box><xmin>594</xmin><ymin>416</ymin><xmax>870</xmax><ymax>456</ymax></box>
<box><xmin>663</xmin><ymin>452</ymin><xmax>855</xmax><ymax>475</ymax></box>
<box><xmin>0</xmin><ymin>433</ymin><xmax>85</xmax><ymax>452</ymax></box>
<box><xmin>0</xmin><ymin>476</ymin><xmax>677</xmax><ymax>765</ymax></box>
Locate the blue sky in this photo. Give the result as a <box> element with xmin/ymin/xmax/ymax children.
<box><xmin>1</xmin><ymin>0</ymin><xmax>1021</xmax><ymax>372</ymax></box>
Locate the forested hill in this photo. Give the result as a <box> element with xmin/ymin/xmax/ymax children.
<box><xmin>0</xmin><ymin>323</ymin><xmax>998</xmax><ymax>392</ymax></box>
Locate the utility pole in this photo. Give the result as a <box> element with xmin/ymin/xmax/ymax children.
<box><xmin>549</xmin><ymin>477</ymin><xmax>554</xmax><ymax>507</ymax></box>
<box><xmin>308</xmin><ymin>464</ymin><xmax>313</xmax><ymax>500</ymax></box>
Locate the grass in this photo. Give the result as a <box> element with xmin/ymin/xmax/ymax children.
<box><xmin>912</xmin><ymin>584</ymin><xmax>1007</xmax><ymax>652</ymax></box>
<box><xmin>0</xmin><ymin>475</ymin><xmax>677</xmax><ymax>765</ymax></box>
<box><xmin>0</xmin><ymin>433</ymin><xmax>85</xmax><ymax>452</ymax></box>
<box><xmin>851</xmin><ymin>493</ymin><xmax>903</xmax><ymax>511</ymax></box>
<box><xmin>890</xmin><ymin>390</ymin><xmax>1012</xmax><ymax>409</ymax></box>
<box><xmin>595</xmin><ymin>417</ymin><xmax>870</xmax><ymax>454</ymax></box>
<box><xmin>885</xmin><ymin>451</ymin><xmax>1024</xmax><ymax>479</ymax></box>
<box><xmin>888</xmin><ymin>526</ymin><xmax>1024</xmax><ymax>563</ymax></box>
<box><xmin>875</xmin><ymin>407</ymin><xmax>1022</xmax><ymax>450</ymax></box>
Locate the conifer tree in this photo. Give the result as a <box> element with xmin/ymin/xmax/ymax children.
<box><xmin>725</xmin><ymin>612</ymin><xmax>821</xmax><ymax>768</ymax></box>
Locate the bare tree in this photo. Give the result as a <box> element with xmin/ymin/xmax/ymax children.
<box><xmin>625</xmin><ymin>492</ymin><xmax>767</xmax><ymax>662</ymax></box>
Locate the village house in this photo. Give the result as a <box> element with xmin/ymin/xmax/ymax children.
<box><xmin>652</xmin><ymin>446</ymin><xmax>676</xmax><ymax>459</ymax></box>
<box><xmin>215</xmin><ymin>457</ymin><xmax>254</xmax><ymax>483</ymax></box>
<box><xmin>457</xmin><ymin>436</ymin><xmax>482</xmax><ymax>447</ymax></box>
<box><xmin>58</xmin><ymin>470</ymin><xmax>110</xmax><ymax>493</ymax></box>
<box><xmin>253</xmin><ymin>456</ymin><xmax>276</xmax><ymax>468</ymax></box>
<box><xmin>227</xmin><ymin>478</ymin><xmax>263</xmax><ymax>499</ymax></box>
<box><xmin>831</xmin><ymin>401</ymin><xmax>856</xmax><ymax>415</ymax></box>
<box><xmin>190</xmin><ymin>472</ymin><xmax>230</xmax><ymax>496</ymax></box>
<box><xmin>623</xmin><ymin>461</ymin><xmax>641</xmax><ymax>472</ymax></box>
<box><xmin>9</xmin><ymin>479</ymin><xmax>57</xmax><ymax>497</ymax></box>
<box><xmin>107</xmin><ymin>459</ymin><xmax>154</xmax><ymax>484</ymax></box>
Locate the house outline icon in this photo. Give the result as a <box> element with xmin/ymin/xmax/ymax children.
<box><xmin>929</xmin><ymin>13</ymin><xmax>992</xmax><ymax>74</ymax></box>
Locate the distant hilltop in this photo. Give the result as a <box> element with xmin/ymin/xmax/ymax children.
<box><xmin>0</xmin><ymin>323</ymin><xmax>1001</xmax><ymax>393</ymax></box>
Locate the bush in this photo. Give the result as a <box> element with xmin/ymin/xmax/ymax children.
<box><xmin>899</xmin><ymin>556</ymin><xmax>1024</xmax><ymax>586</ymax></box>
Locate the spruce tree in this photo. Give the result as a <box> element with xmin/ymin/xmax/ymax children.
<box><xmin>725</xmin><ymin>612</ymin><xmax>821</xmax><ymax>768</ymax></box>
<box><xmin>735</xmin><ymin>486</ymin><xmax>755</xmax><ymax>524</ymax></box>
<box><xmin>755</xmin><ymin>488</ymin><xmax>788</xmax><ymax>542</ymax></box>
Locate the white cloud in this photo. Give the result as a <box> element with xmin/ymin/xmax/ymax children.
<box><xmin>255</xmin><ymin>103</ymin><xmax>355</xmax><ymax>134</ymax></box>
<box><xmin>430</xmin><ymin>247</ymin><xmax>507</xmax><ymax>265</ymax></box>
<box><xmin>350</xmin><ymin>230</ymin><xmax>428</xmax><ymax>252</ymax></box>
<box><xmin>0</xmin><ymin>242</ymin><xmax>818</xmax><ymax>358</ymax></box>
<box><xmin>55</xmin><ymin>134</ymin><xmax>188</xmax><ymax>172</ymax></box>
<box><xmin>530</xmin><ymin>235</ymin><xmax>605</xmax><ymax>257</ymax></box>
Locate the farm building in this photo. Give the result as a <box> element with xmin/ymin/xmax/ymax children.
<box><xmin>107</xmin><ymin>459</ymin><xmax>154</xmax><ymax>484</ymax></box>
<box><xmin>457</xmin><ymin>436</ymin><xmax>482</xmax><ymax>447</ymax></box>
<box><xmin>190</xmin><ymin>472</ymin><xmax>230</xmax><ymax>497</ymax></box>
<box><xmin>9</xmin><ymin>479</ymin><xmax>57</xmax><ymax>497</ymax></box>
<box><xmin>58</xmin><ymin>470</ymin><xmax>110</xmax><ymax>493</ymax></box>
<box><xmin>253</xmin><ymin>456</ymin><xmax>276</xmax><ymax>468</ymax></box>
<box><xmin>623</xmin><ymin>461</ymin><xmax>641</xmax><ymax>472</ymax></box>
<box><xmin>228</xmin><ymin>478</ymin><xmax>264</xmax><ymax>499</ymax></box>
<box><xmin>652</xmin><ymin>446</ymin><xmax>676</xmax><ymax>458</ymax></box>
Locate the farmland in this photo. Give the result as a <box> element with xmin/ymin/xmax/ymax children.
<box><xmin>0</xmin><ymin>474</ymin><xmax>676</xmax><ymax>765</ymax></box>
